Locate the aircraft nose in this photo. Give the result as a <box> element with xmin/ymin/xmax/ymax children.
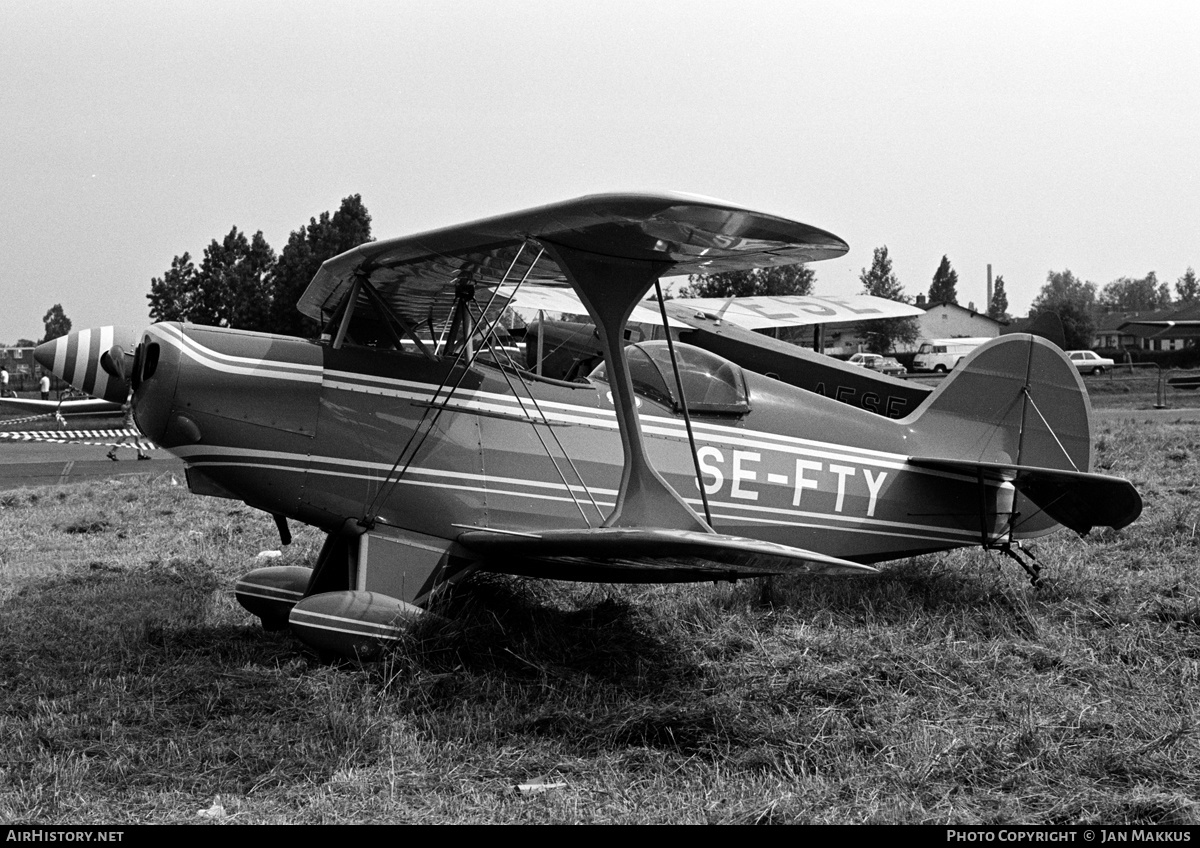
<box><xmin>34</xmin><ymin>326</ymin><xmax>141</xmax><ymax>403</ymax></box>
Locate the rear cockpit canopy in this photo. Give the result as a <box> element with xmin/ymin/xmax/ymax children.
<box><xmin>589</xmin><ymin>342</ymin><xmax>750</xmax><ymax>416</ymax></box>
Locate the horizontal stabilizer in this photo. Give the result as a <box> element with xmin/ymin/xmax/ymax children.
<box><xmin>908</xmin><ymin>457</ymin><xmax>1142</xmax><ymax>534</ymax></box>
<box><xmin>457</xmin><ymin>527</ymin><xmax>877</xmax><ymax>582</ymax></box>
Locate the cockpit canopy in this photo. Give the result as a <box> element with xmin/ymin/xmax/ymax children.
<box><xmin>590</xmin><ymin>342</ymin><xmax>750</xmax><ymax>416</ymax></box>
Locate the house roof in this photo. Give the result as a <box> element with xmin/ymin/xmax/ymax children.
<box><xmin>1122</xmin><ymin>324</ymin><xmax>1200</xmax><ymax>341</ymax></box>
<box><xmin>1112</xmin><ymin>302</ymin><xmax>1200</xmax><ymax>336</ymax></box>
<box><xmin>1001</xmin><ymin>317</ymin><xmax>1036</xmax><ymax>335</ymax></box>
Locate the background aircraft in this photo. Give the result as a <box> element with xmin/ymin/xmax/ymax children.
<box><xmin>0</xmin><ymin>396</ymin><xmax>123</xmax><ymax>417</ymax></box>
<box><xmin>37</xmin><ymin>192</ymin><xmax>1141</xmax><ymax>658</ymax></box>
<box><xmin>513</xmin><ymin>289</ymin><xmax>930</xmax><ymax>419</ymax></box>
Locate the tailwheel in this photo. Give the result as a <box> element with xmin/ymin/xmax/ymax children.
<box><xmin>997</xmin><ymin>542</ymin><xmax>1043</xmax><ymax>588</ymax></box>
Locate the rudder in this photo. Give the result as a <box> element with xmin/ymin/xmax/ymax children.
<box><xmin>905</xmin><ymin>335</ymin><xmax>1140</xmax><ymax>535</ymax></box>
<box><xmin>906</xmin><ymin>334</ymin><xmax>1092</xmax><ymax>474</ymax></box>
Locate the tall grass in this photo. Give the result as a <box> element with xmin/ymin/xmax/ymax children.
<box><xmin>0</xmin><ymin>423</ymin><xmax>1197</xmax><ymax>823</ymax></box>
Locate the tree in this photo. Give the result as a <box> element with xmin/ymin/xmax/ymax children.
<box><xmin>42</xmin><ymin>304</ymin><xmax>72</xmax><ymax>343</ymax></box>
<box><xmin>1030</xmin><ymin>270</ymin><xmax>1097</xmax><ymax>350</ymax></box>
<box><xmin>677</xmin><ymin>264</ymin><xmax>816</xmax><ymax>299</ymax></box>
<box><xmin>987</xmin><ymin>275</ymin><xmax>1010</xmax><ymax>321</ymax></box>
<box><xmin>859</xmin><ymin>246</ymin><xmax>919</xmax><ymax>353</ymax></box>
<box><xmin>1176</xmin><ymin>267</ymin><xmax>1199</xmax><ymax>304</ymax></box>
<box><xmin>147</xmin><ymin>229</ymin><xmax>275</xmax><ymax>330</ymax></box>
<box><xmin>267</xmin><ymin>195</ymin><xmax>374</xmax><ymax>338</ymax></box>
<box><xmin>148</xmin><ymin>252</ymin><xmax>198</xmax><ymax>323</ymax></box>
<box><xmin>147</xmin><ymin>196</ymin><xmax>373</xmax><ymax>337</ymax></box>
<box><xmin>928</xmin><ymin>255</ymin><xmax>958</xmax><ymax>305</ymax></box>
<box><xmin>1098</xmin><ymin>272</ymin><xmax>1171</xmax><ymax>313</ymax></box>
<box><xmin>193</xmin><ymin>228</ymin><xmax>276</xmax><ymax>331</ymax></box>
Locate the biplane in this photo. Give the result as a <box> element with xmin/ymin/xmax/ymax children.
<box><xmin>37</xmin><ymin>192</ymin><xmax>1142</xmax><ymax>658</ymax></box>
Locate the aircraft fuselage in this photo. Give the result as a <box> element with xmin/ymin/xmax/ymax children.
<box><xmin>133</xmin><ymin>323</ymin><xmax>1017</xmax><ymax>568</ymax></box>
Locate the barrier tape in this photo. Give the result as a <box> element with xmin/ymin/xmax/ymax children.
<box><xmin>0</xmin><ymin>429</ymin><xmax>157</xmax><ymax>452</ymax></box>
<box><xmin>0</xmin><ymin>412</ymin><xmax>58</xmax><ymax>427</ymax></box>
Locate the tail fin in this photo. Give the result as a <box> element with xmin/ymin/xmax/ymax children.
<box><xmin>907</xmin><ymin>335</ymin><xmax>1140</xmax><ymax>534</ymax></box>
<box><xmin>909</xmin><ymin>334</ymin><xmax>1091</xmax><ymax>472</ymax></box>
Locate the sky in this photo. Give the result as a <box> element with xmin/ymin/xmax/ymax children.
<box><xmin>2</xmin><ymin>0</ymin><xmax>1197</xmax><ymax>344</ymax></box>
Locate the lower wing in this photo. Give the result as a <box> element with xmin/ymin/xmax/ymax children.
<box><xmin>457</xmin><ymin>527</ymin><xmax>877</xmax><ymax>583</ymax></box>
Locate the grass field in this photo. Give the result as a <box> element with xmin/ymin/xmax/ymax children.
<box><xmin>0</xmin><ymin>420</ymin><xmax>1197</xmax><ymax>824</ymax></box>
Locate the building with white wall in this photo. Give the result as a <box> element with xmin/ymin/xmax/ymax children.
<box><xmin>916</xmin><ymin>301</ymin><xmax>1006</xmax><ymax>343</ymax></box>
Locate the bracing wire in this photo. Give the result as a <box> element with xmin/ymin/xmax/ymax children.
<box><xmin>361</xmin><ymin>249</ymin><xmax>535</xmax><ymax>520</ymax></box>
<box><xmin>363</xmin><ymin>244</ymin><xmax>563</xmax><ymax>523</ymax></box>
<box><xmin>473</xmin><ymin>325</ymin><xmax>597</xmax><ymax>527</ymax></box>
<box><xmin>1020</xmin><ymin>386</ymin><xmax>1080</xmax><ymax>472</ymax></box>
<box><xmin>468</xmin><ymin>300</ymin><xmax>605</xmax><ymax>525</ymax></box>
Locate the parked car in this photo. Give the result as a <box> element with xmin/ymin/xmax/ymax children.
<box><xmin>848</xmin><ymin>353</ymin><xmax>907</xmax><ymax>378</ymax></box>
<box><xmin>912</xmin><ymin>337</ymin><xmax>991</xmax><ymax>372</ymax></box>
<box><xmin>1066</xmin><ymin>350</ymin><xmax>1115</xmax><ymax>375</ymax></box>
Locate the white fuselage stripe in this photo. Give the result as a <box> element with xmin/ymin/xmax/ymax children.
<box><xmin>163</xmin><ymin>330</ymin><xmax>934</xmax><ymax>470</ymax></box>
<box><xmin>151</xmin><ymin>325</ymin><xmax>322</xmax><ymax>382</ymax></box>
<box><xmin>181</xmin><ymin>451</ymin><xmax>980</xmax><ymax>545</ymax></box>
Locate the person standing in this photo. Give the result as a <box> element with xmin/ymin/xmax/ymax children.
<box><xmin>1</xmin><ymin>366</ymin><xmax>10</xmax><ymax>397</ymax></box>
<box><xmin>39</xmin><ymin>372</ymin><xmax>50</xmax><ymax>400</ymax></box>
<box><xmin>107</xmin><ymin>391</ymin><xmax>148</xmax><ymax>461</ymax></box>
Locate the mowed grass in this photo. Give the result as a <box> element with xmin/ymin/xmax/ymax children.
<box><xmin>1</xmin><ymin>423</ymin><xmax>1198</xmax><ymax>825</ymax></box>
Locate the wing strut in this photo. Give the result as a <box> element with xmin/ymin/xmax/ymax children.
<box><xmin>540</xmin><ymin>242</ymin><xmax>711</xmax><ymax>533</ymax></box>
<box><xmin>652</xmin><ymin>278</ymin><xmax>712</xmax><ymax>528</ymax></box>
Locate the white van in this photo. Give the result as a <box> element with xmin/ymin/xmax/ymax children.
<box><xmin>912</xmin><ymin>338</ymin><xmax>991</xmax><ymax>373</ymax></box>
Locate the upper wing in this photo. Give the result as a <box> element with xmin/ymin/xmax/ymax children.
<box><xmin>297</xmin><ymin>192</ymin><xmax>848</xmax><ymax>330</ymax></box>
